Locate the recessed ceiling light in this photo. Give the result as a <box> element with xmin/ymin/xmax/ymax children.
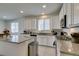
<box><xmin>3</xmin><ymin>16</ymin><xmax>7</xmax><ymax>19</ymax></box>
<box><xmin>42</xmin><ymin>5</ymin><xmax>46</xmax><ymax>8</ymax></box>
<box><xmin>20</xmin><ymin>10</ymin><xmax>24</xmax><ymax>13</ymax></box>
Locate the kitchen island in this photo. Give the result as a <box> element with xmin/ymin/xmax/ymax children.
<box><xmin>0</xmin><ymin>34</ymin><xmax>34</xmax><ymax>56</ymax></box>
<box><xmin>0</xmin><ymin>33</ymin><xmax>57</xmax><ymax>56</ymax></box>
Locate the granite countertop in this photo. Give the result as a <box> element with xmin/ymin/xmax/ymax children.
<box><xmin>0</xmin><ymin>34</ymin><xmax>32</xmax><ymax>44</ymax></box>
<box><xmin>37</xmin><ymin>33</ymin><xmax>53</xmax><ymax>36</ymax></box>
<box><xmin>0</xmin><ymin>38</ymin><xmax>32</xmax><ymax>44</ymax></box>
<box><xmin>60</xmin><ymin>40</ymin><xmax>79</xmax><ymax>56</ymax></box>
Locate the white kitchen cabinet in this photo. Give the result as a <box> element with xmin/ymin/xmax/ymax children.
<box><xmin>73</xmin><ymin>4</ymin><xmax>79</xmax><ymax>24</ymax></box>
<box><xmin>37</xmin><ymin>36</ymin><xmax>47</xmax><ymax>46</ymax></box>
<box><xmin>37</xmin><ymin>35</ymin><xmax>56</xmax><ymax>47</ymax></box>
<box><xmin>66</xmin><ymin>4</ymin><xmax>79</xmax><ymax>25</ymax></box>
<box><xmin>59</xmin><ymin>4</ymin><xmax>64</xmax><ymax>24</ymax></box>
<box><xmin>59</xmin><ymin>3</ymin><xmax>72</xmax><ymax>28</ymax></box>
<box><xmin>66</xmin><ymin>4</ymin><xmax>72</xmax><ymax>27</ymax></box>
<box><xmin>46</xmin><ymin>37</ymin><xmax>53</xmax><ymax>46</ymax></box>
<box><xmin>48</xmin><ymin>36</ymin><xmax>56</xmax><ymax>46</ymax></box>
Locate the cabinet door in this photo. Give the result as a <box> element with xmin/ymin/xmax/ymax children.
<box><xmin>37</xmin><ymin>36</ymin><xmax>45</xmax><ymax>45</ymax></box>
<box><xmin>73</xmin><ymin>4</ymin><xmax>79</xmax><ymax>24</ymax></box>
<box><xmin>37</xmin><ymin>36</ymin><xmax>49</xmax><ymax>46</ymax></box>
<box><xmin>37</xmin><ymin>36</ymin><xmax>56</xmax><ymax>46</ymax></box>
<box><xmin>41</xmin><ymin>36</ymin><xmax>48</xmax><ymax>46</ymax></box>
<box><xmin>40</xmin><ymin>36</ymin><xmax>45</xmax><ymax>45</ymax></box>
<box><xmin>48</xmin><ymin>37</ymin><xmax>53</xmax><ymax>46</ymax></box>
<box><xmin>42</xmin><ymin>36</ymin><xmax>52</xmax><ymax>46</ymax></box>
<box><xmin>44</xmin><ymin>36</ymin><xmax>48</xmax><ymax>46</ymax></box>
<box><xmin>66</xmin><ymin>4</ymin><xmax>72</xmax><ymax>27</ymax></box>
<box><xmin>47</xmin><ymin>36</ymin><xmax>56</xmax><ymax>47</ymax></box>
<box><xmin>59</xmin><ymin>4</ymin><xmax>72</xmax><ymax>27</ymax></box>
<box><xmin>37</xmin><ymin>36</ymin><xmax>42</xmax><ymax>45</ymax></box>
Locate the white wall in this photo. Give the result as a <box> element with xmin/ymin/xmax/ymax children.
<box><xmin>5</xmin><ymin>15</ymin><xmax>59</xmax><ymax>33</ymax></box>
<box><xmin>23</xmin><ymin>17</ymin><xmax>37</xmax><ymax>30</ymax></box>
<box><xmin>51</xmin><ymin>15</ymin><xmax>59</xmax><ymax>29</ymax></box>
<box><xmin>0</xmin><ymin>20</ymin><xmax>5</xmax><ymax>33</ymax></box>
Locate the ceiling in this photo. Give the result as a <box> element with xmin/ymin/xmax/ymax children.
<box><xmin>0</xmin><ymin>3</ymin><xmax>62</xmax><ymax>20</ymax></box>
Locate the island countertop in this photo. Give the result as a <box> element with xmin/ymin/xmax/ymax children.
<box><xmin>0</xmin><ymin>35</ymin><xmax>34</xmax><ymax>56</ymax></box>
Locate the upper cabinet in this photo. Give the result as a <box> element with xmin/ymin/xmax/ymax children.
<box><xmin>66</xmin><ymin>4</ymin><xmax>73</xmax><ymax>27</ymax></box>
<box><xmin>73</xmin><ymin>4</ymin><xmax>79</xmax><ymax>24</ymax></box>
<box><xmin>59</xmin><ymin>4</ymin><xmax>73</xmax><ymax>28</ymax></box>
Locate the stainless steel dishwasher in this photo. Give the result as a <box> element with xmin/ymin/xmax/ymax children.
<box><xmin>28</xmin><ymin>34</ymin><xmax>38</xmax><ymax>56</ymax></box>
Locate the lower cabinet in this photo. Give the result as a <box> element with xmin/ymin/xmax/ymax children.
<box><xmin>37</xmin><ymin>35</ymin><xmax>56</xmax><ymax>47</ymax></box>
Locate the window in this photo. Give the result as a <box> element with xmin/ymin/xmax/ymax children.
<box><xmin>11</xmin><ymin>22</ymin><xmax>19</xmax><ymax>33</ymax></box>
<box><xmin>38</xmin><ymin>19</ymin><xmax>50</xmax><ymax>30</ymax></box>
<box><xmin>11</xmin><ymin>35</ymin><xmax>19</xmax><ymax>42</ymax></box>
<box><xmin>38</xmin><ymin>19</ymin><xmax>44</xmax><ymax>30</ymax></box>
<box><xmin>11</xmin><ymin>22</ymin><xmax>19</xmax><ymax>42</ymax></box>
